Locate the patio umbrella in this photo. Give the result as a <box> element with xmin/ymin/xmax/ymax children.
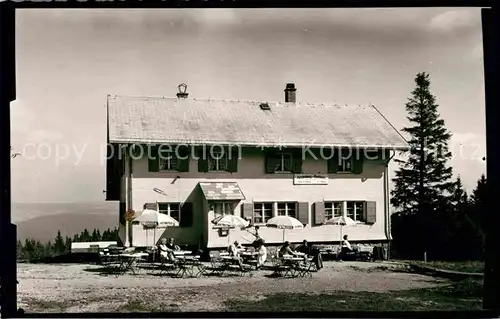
<box><xmin>266</xmin><ymin>215</ymin><xmax>304</xmax><ymax>242</ymax></box>
<box><xmin>212</xmin><ymin>214</ymin><xmax>250</xmax><ymax>245</ymax></box>
<box><xmin>134</xmin><ymin>209</ymin><xmax>180</xmax><ymax>247</ymax></box>
<box><xmin>325</xmin><ymin>215</ymin><xmax>357</xmax><ymax>252</ymax></box>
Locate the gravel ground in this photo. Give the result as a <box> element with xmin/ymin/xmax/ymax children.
<box><xmin>17</xmin><ymin>261</ymin><xmax>446</xmax><ymax>313</ymax></box>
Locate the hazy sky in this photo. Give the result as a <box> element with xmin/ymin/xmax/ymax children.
<box><xmin>11</xmin><ymin>8</ymin><xmax>486</xmax><ymax>203</ymax></box>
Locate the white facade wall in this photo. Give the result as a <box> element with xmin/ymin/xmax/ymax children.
<box><xmin>125</xmin><ymin>149</ymin><xmax>389</xmax><ymax>248</ymax></box>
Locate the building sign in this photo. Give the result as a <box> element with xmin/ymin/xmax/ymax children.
<box><xmin>293</xmin><ymin>174</ymin><xmax>329</xmax><ymax>185</ymax></box>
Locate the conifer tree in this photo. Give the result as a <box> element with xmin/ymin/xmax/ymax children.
<box><xmin>54</xmin><ymin>230</ymin><xmax>66</xmax><ymax>254</ymax></box>
<box><xmin>470</xmin><ymin>174</ymin><xmax>487</xmax><ymax>237</ymax></box>
<box><xmin>391</xmin><ymin>72</ymin><xmax>456</xmax><ymax>257</ymax></box>
<box><xmin>391</xmin><ymin>72</ymin><xmax>455</xmax><ymax>216</ymax></box>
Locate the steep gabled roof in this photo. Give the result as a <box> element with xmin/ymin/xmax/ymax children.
<box><xmin>107</xmin><ymin>95</ymin><xmax>408</xmax><ymax>149</ymax></box>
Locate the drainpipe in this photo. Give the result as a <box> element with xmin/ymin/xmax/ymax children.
<box><xmin>384</xmin><ymin>150</ymin><xmax>396</xmax><ymax>259</ymax></box>
<box><xmin>124</xmin><ymin>147</ymin><xmax>133</xmax><ymax>247</ymax></box>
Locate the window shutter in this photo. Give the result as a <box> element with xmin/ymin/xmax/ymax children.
<box><xmin>106</xmin><ymin>144</ymin><xmax>121</xmax><ymax>201</ymax></box>
<box><xmin>296</xmin><ymin>202</ymin><xmax>309</xmax><ymax>225</ymax></box>
<box><xmin>144</xmin><ymin>202</ymin><xmax>158</xmax><ymax>211</ymax></box>
<box><xmin>365</xmin><ymin>201</ymin><xmax>376</xmax><ymax>224</ymax></box>
<box><xmin>119</xmin><ymin>202</ymin><xmax>126</xmax><ymax>225</ymax></box>
<box><xmin>177</xmin><ymin>146</ymin><xmax>190</xmax><ymax>172</ymax></box>
<box><xmin>314</xmin><ymin>202</ymin><xmax>325</xmax><ymax>226</ymax></box>
<box><xmin>264</xmin><ymin>149</ymin><xmax>279</xmax><ymax>174</ymax></box>
<box><xmin>291</xmin><ymin>151</ymin><xmax>303</xmax><ymax>174</ymax></box>
<box><xmin>180</xmin><ymin>202</ymin><xmax>194</xmax><ymax>227</ymax></box>
<box><xmin>241</xmin><ymin>203</ymin><xmax>254</xmax><ymax>223</ymax></box>
<box><xmin>148</xmin><ymin>146</ymin><xmax>160</xmax><ymax>172</ymax></box>
<box><xmin>327</xmin><ymin>152</ymin><xmax>339</xmax><ymax>173</ymax></box>
<box><xmin>227</xmin><ymin>148</ymin><xmax>239</xmax><ymax>173</ymax></box>
<box><xmin>197</xmin><ymin>148</ymin><xmax>209</xmax><ymax>173</ymax></box>
<box><xmin>352</xmin><ymin>153</ymin><xmax>364</xmax><ymax>174</ymax></box>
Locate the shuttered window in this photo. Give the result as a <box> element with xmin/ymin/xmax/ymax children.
<box><xmin>158</xmin><ymin>203</ymin><xmax>181</xmax><ymax>222</ymax></box>
<box><xmin>199</xmin><ymin>147</ymin><xmax>238</xmax><ymax>173</ymax></box>
<box><xmin>264</xmin><ymin>149</ymin><xmax>302</xmax><ymax>173</ymax></box>
<box><xmin>346</xmin><ymin>201</ymin><xmax>365</xmax><ymax>222</ymax></box>
<box><xmin>316</xmin><ymin>200</ymin><xmax>375</xmax><ymax>225</ymax></box>
<box><xmin>327</xmin><ymin>149</ymin><xmax>364</xmax><ymax>174</ymax></box>
<box><xmin>324</xmin><ymin>201</ymin><xmax>343</xmax><ymax>220</ymax></box>
<box><xmin>158</xmin><ymin>146</ymin><xmax>190</xmax><ymax>172</ymax></box>
<box><xmin>208</xmin><ymin>150</ymin><xmax>228</xmax><ymax>171</ymax></box>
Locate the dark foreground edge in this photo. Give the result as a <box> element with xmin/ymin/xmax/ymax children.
<box><xmin>16</xmin><ymin>311</ymin><xmax>500</xmax><ymax>318</ymax></box>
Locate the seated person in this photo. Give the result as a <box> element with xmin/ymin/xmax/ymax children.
<box><xmin>228</xmin><ymin>241</ymin><xmax>243</xmax><ymax>256</ymax></box>
<box><xmin>339</xmin><ymin>235</ymin><xmax>358</xmax><ymax>260</ymax></box>
<box><xmin>227</xmin><ymin>241</ymin><xmax>246</xmax><ymax>271</ymax></box>
<box><xmin>296</xmin><ymin>239</ymin><xmax>323</xmax><ymax>270</ymax></box>
<box><xmin>256</xmin><ymin>243</ymin><xmax>268</xmax><ymax>269</ymax></box>
<box><xmin>252</xmin><ymin>237</ymin><xmax>265</xmax><ymax>249</ymax></box>
<box><xmin>157</xmin><ymin>238</ymin><xmax>176</xmax><ymax>262</ymax></box>
<box><xmin>278</xmin><ymin>241</ymin><xmax>302</xmax><ymax>258</ymax></box>
<box><xmin>166</xmin><ymin>238</ymin><xmax>180</xmax><ymax>251</ymax></box>
<box><xmin>342</xmin><ymin>235</ymin><xmax>358</xmax><ymax>252</ymax></box>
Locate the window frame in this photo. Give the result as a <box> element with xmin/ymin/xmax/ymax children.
<box><xmin>208</xmin><ymin>150</ymin><xmax>229</xmax><ymax>172</ymax></box>
<box><xmin>271</xmin><ymin>152</ymin><xmax>293</xmax><ymax>173</ymax></box>
<box><xmin>324</xmin><ymin>201</ymin><xmax>343</xmax><ymax>220</ymax></box>
<box><xmin>213</xmin><ymin>202</ymin><xmax>235</xmax><ymax>218</ymax></box>
<box><xmin>346</xmin><ymin>201</ymin><xmax>365</xmax><ymax>222</ymax></box>
<box><xmin>337</xmin><ymin>156</ymin><xmax>354</xmax><ymax>173</ymax></box>
<box><xmin>253</xmin><ymin>202</ymin><xmax>274</xmax><ymax>224</ymax></box>
<box><xmin>159</xmin><ymin>150</ymin><xmax>180</xmax><ymax>172</ymax></box>
<box><xmin>277</xmin><ymin>202</ymin><xmax>297</xmax><ymax>218</ymax></box>
<box><xmin>158</xmin><ymin>202</ymin><xmax>182</xmax><ymax>223</ymax></box>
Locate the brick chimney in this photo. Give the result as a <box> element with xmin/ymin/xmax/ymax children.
<box><xmin>284</xmin><ymin>83</ymin><xmax>296</xmax><ymax>103</ymax></box>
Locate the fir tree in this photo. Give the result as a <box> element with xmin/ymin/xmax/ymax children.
<box><xmin>91</xmin><ymin>229</ymin><xmax>98</xmax><ymax>241</ymax></box>
<box><xmin>391</xmin><ymin>72</ymin><xmax>455</xmax><ymax>216</ymax></box>
<box><xmin>391</xmin><ymin>72</ymin><xmax>456</xmax><ymax>257</ymax></box>
<box><xmin>470</xmin><ymin>174</ymin><xmax>487</xmax><ymax>238</ymax></box>
<box><xmin>54</xmin><ymin>230</ymin><xmax>66</xmax><ymax>254</ymax></box>
<box><xmin>65</xmin><ymin>236</ymin><xmax>72</xmax><ymax>253</ymax></box>
<box><xmin>451</xmin><ymin>176</ymin><xmax>468</xmax><ymax>208</ymax></box>
<box><xmin>81</xmin><ymin>229</ymin><xmax>90</xmax><ymax>242</ymax></box>
<box><xmin>45</xmin><ymin>241</ymin><xmax>54</xmax><ymax>257</ymax></box>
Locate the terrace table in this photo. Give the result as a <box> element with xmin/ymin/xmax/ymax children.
<box><xmin>173</xmin><ymin>250</ymin><xmax>192</xmax><ymax>256</ymax></box>
<box><xmin>282</xmin><ymin>255</ymin><xmax>313</xmax><ymax>277</ymax></box>
<box><xmin>240</xmin><ymin>251</ymin><xmax>260</xmax><ymax>269</ymax></box>
<box><xmin>118</xmin><ymin>253</ymin><xmax>149</xmax><ymax>275</ymax></box>
<box><xmin>174</xmin><ymin>255</ymin><xmax>206</xmax><ymax>278</ymax></box>
<box><xmin>216</xmin><ymin>255</ymin><xmax>249</xmax><ymax>276</ymax></box>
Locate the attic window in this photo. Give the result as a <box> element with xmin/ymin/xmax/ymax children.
<box><xmin>260</xmin><ymin>103</ymin><xmax>271</xmax><ymax>110</ymax></box>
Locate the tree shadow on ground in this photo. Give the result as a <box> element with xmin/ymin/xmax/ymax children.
<box><xmin>223</xmin><ymin>278</ymin><xmax>483</xmax><ymax>312</ymax></box>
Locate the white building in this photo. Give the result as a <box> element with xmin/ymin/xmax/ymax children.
<box><xmin>105</xmin><ymin>83</ymin><xmax>408</xmax><ymax>251</ymax></box>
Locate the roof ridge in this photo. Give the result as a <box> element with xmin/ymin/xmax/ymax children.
<box><xmin>107</xmin><ymin>94</ymin><xmax>369</xmax><ymax>108</ymax></box>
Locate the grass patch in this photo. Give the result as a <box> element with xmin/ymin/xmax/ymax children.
<box><xmin>23</xmin><ymin>298</ymin><xmax>70</xmax><ymax>311</ymax></box>
<box><xmin>224</xmin><ymin>278</ymin><xmax>483</xmax><ymax>312</ymax></box>
<box><xmin>407</xmin><ymin>260</ymin><xmax>484</xmax><ymax>274</ymax></box>
<box><xmin>117</xmin><ymin>300</ymin><xmax>180</xmax><ymax>312</ymax></box>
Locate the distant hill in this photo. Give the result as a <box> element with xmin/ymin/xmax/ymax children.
<box><xmin>12</xmin><ymin>202</ymin><xmax>119</xmax><ymax>242</ymax></box>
